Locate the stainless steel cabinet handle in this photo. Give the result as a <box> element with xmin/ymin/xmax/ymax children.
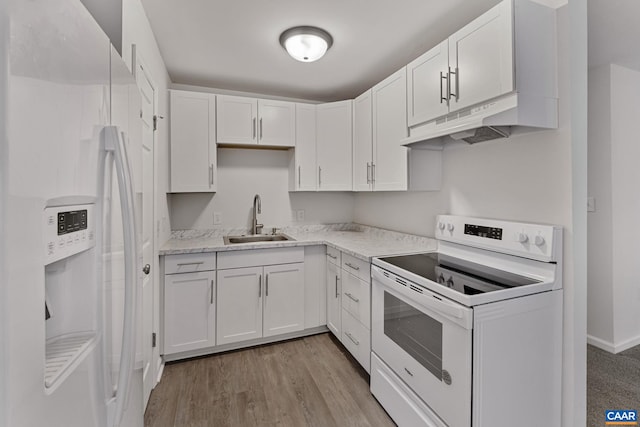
<box><xmin>253</xmin><ymin>118</ymin><xmax>256</xmax><ymax>140</ymax></box>
<box><xmin>335</xmin><ymin>275</ymin><xmax>339</xmax><ymax>298</ymax></box>
<box><xmin>259</xmin><ymin>274</ymin><xmax>262</xmax><ymax>298</ymax></box>
<box><xmin>345</xmin><ymin>332</ymin><xmax>360</xmax><ymax>346</ymax></box>
<box><xmin>259</xmin><ymin>118</ymin><xmax>263</xmax><ymax>140</ymax></box>
<box><xmin>265</xmin><ymin>274</ymin><xmax>269</xmax><ymax>297</ymax></box>
<box><xmin>318</xmin><ymin>166</ymin><xmax>322</xmax><ymax>187</ymax></box>
<box><xmin>345</xmin><ymin>262</ymin><xmax>360</xmax><ymax>271</ymax></box>
<box><xmin>327</xmin><ymin>253</ymin><xmax>337</xmax><ymax>260</ymax></box>
<box><xmin>344</xmin><ymin>292</ymin><xmax>359</xmax><ymax>303</ymax></box>
<box><xmin>176</xmin><ymin>261</ymin><xmax>204</xmax><ymax>266</ymax></box>
<box><xmin>404</xmin><ymin>367</ymin><xmax>414</xmax><ymax>377</ymax></box>
<box><xmin>298</xmin><ymin>166</ymin><xmax>301</xmax><ymax>186</ymax></box>
<box><xmin>209</xmin><ymin>164</ymin><xmax>214</xmax><ymax>186</ymax></box>
<box><xmin>366</xmin><ymin>162</ymin><xmax>371</xmax><ymax>184</ymax></box>
<box><xmin>371</xmin><ymin>163</ymin><xmax>376</xmax><ymax>184</ymax></box>
<box><xmin>449</xmin><ymin>66</ymin><xmax>459</xmax><ymax>101</ymax></box>
<box><xmin>440</xmin><ymin>71</ymin><xmax>449</xmax><ymax>105</ymax></box>
<box><xmin>210</xmin><ymin>279</ymin><xmax>214</xmax><ymax>304</ymax></box>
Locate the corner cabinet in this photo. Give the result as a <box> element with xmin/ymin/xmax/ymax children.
<box><xmin>216</xmin><ymin>95</ymin><xmax>295</xmax><ymax>147</ymax></box>
<box><xmin>169</xmin><ymin>90</ymin><xmax>217</xmax><ymax>192</ymax></box>
<box><xmin>316</xmin><ymin>100</ymin><xmax>353</xmax><ymax>191</ymax></box>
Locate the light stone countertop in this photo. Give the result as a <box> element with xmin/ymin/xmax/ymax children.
<box><xmin>160</xmin><ymin>223</ymin><xmax>437</xmax><ymax>262</ymax></box>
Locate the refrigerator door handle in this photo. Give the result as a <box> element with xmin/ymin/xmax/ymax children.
<box><xmin>102</xmin><ymin>126</ymin><xmax>139</xmax><ymax>427</ymax></box>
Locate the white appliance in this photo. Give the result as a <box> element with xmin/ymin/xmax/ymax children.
<box><xmin>370</xmin><ymin>215</ymin><xmax>563</xmax><ymax>427</ymax></box>
<box><xmin>0</xmin><ymin>1</ymin><xmax>143</xmax><ymax>426</ymax></box>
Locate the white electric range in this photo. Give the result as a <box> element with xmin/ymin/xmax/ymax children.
<box><xmin>370</xmin><ymin>215</ymin><xmax>563</xmax><ymax>427</ymax></box>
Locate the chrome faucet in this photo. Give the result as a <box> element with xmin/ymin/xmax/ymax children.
<box><xmin>252</xmin><ymin>194</ymin><xmax>263</xmax><ymax>235</ymax></box>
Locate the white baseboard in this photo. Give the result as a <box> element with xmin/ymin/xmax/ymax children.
<box><xmin>587</xmin><ymin>334</ymin><xmax>640</xmax><ymax>354</ymax></box>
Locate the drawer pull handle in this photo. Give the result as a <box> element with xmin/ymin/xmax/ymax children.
<box><xmin>210</xmin><ymin>280</ymin><xmax>214</xmax><ymax>304</ymax></box>
<box><xmin>327</xmin><ymin>253</ymin><xmax>337</xmax><ymax>260</ymax></box>
<box><xmin>176</xmin><ymin>261</ymin><xmax>204</xmax><ymax>267</ymax></box>
<box><xmin>345</xmin><ymin>262</ymin><xmax>360</xmax><ymax>271</ymax></box>
<box><xmin>259</xmin><ymin>274</ymin><xmax>262</xmax><ymax>298</ymax></box>
<box><xmin>335</xmin><ymin>275</ymin><xmax>339</xmax><ymax>298</ymax></box>
<box><xmin>345</xmin><ymin>332</ymin><xmax>360</xmax><ymax>346</ymax></box>
<box><xmin>344</xmin><ymin>292</ymin><xmax>359</xmax><ymax>303</ymax></box>
<box><xmin>404</xmin><ymin>367</ymin><xmax>414</xmax><ymax>377</ymax></box>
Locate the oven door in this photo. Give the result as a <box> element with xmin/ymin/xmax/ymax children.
<box><xmin>371</xmin><ymin>265</ymin><xmax>473</xmax><ymax>427</ymax></box>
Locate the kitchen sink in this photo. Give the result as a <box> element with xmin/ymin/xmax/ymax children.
<box><xmin>223</xmin><ymin>234</ymin><xmax>294</xmax><ymax>245</ymax></box>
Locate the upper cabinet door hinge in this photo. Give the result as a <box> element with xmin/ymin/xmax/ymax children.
<box><xmin>153</xmin><ymin>115</ymin><xmax>164</xmax><ymax>132</ymax></box>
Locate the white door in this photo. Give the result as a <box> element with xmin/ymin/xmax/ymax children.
<box><xmin>406</xmin><ymin>39</ymin><xmax>450</xmax><ymax>126</ymax></box>
<box><xmin>352</xmin><ymin>89</ymin><xmax>373</xmax><ymax>192</ymax></box>
<box><xmin>263</xmin><ymin>263</ymin><xmax>305</xmax><ymax>337</ymax></box>
<box><xmin>216</xmin><ymin>95</ymin><xmax>258</xmax><ymax>145</ymax></box>
<box><xmin>372</xmin><ymin>68</ymin><xmax>409</xmax><ymax>191</ymax></box>
<box><xmin>293</xmin><ymin>103</ymin><xmax>317</xmax><ymax>191</ymax></box>
<box><xmin>448</xmin><ymin>0</ymin><xmax>514</xmax><ymax>112</ymax></box>
<box><xmin>257</xmin><ymin>99</ymin><xmax>295</xmax><ymax>147</ymax></box>
<box><xmin>134</xmin><ymin>53</ymin><xmax>156</xmax><ymax>408</ymax></box>
<box><xmin>216</xmin><ymin>267</ymin><xmax>263</xmax><ymax>345</ymax></box>
<box><xmin>326</xmin><ymin>261</ymin><xmax>342</xmax><ymax>339</ymax></box>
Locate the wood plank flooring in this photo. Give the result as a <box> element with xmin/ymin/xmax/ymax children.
<box><xmin>144</xmin><ymin>333</ymin><xmax>396</xmax><ymax>427</ymax></box>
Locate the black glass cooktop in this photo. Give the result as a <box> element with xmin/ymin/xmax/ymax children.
<box><xmin>377</xmin><ymin>253</ymin><xmax>541</xmax><ymax>295</ymax></box>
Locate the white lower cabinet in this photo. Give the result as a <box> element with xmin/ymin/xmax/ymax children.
<box><xmin>326</xmin><ymin>257</ymin><xmax>342</xmax><ymax>338</ymax></box>
<box><xmin>341</xmin><ymin>309</ymin><xmax>371</xmax><ymax>373</ymax></box>
<box><xmin>163</xmin><ymin>253</ymin><xmax>216</xmax><ymax>355</ymax></box>
<box><xmin>216</xmin><ymin>248</ymin><xmax>305</xmax><ymax>346</ymax></box>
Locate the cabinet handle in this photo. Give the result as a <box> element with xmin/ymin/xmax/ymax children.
<box><xmin>440</xmin><ymin>71</ymin><xmax>449</xmax><ymax>105</ymax></box>
<box><xmin>318</xmin><ymin>166</ymin><xmax>322</xmax><ymax>187</ymax></box>
<box><xmin>404</xmin><ymin>367</ymin><xmax>414</xmax><ymax>377</ymax></box>
<box><xmin>210</xmin><ymin>279</ymin><xmax>214</xmax><ymax>304</ymax></box>
<box><xmin>259</xmin><ymin>118</ymin><xmax>263</xmax><ymax>140</ymax></box>
<box><xmin>366</xmin><ymin>162</ymin><xmax>371</xmax><ymax>184</ymax></box>
<box><xmin>327</xmin><ymin>253</ymin><xmax>337</xmax><ymax>260</ymax></box>
<box><xmin>176</xmin><ymin>261</ymin><xmax>204</xmax><ymax>267</ymax></box>
<box><xmin>335</xmin><ymin>275</ymin><xmax>339</xmax><ymax>298</ymax></box>
<box><xmin>265</xmin><ymin>274</ymin><xmax>269</xmax><ymax>297</ymax></box>
<box><xmin>259</xmin><ymin>274</ymin><xmax>262</xmax><ymax>298</ymax></box>
<box><xmin>371</xmin><ymin>163</ymin><xmax>376</xmax><ymax>184</ymax></box>
<box><xmin>345</xmin><ymin>262</ymin><xmax>360</xmax><ymax>271</ymax></box>
<box><xmin>345</xmin><ymin>332</ymin><xmax>360</xmax><ymax>346</ymax></box>
<box><xmin>449</xmin><ymin>66</ymin><xmax>459</xmax><ymax>101</ymax></box>
<box><xmin>253</xmin><ymin>118</ymin><xmax>256</xmax><ymax>140</ymax></box>
<box><xmin>298</xmin><ymin>166</ymin><xmax>301</xmax><ymax>186</ymax></box>
<box><xmin>345</xmin><ymin>292</ymin><xmax>359</xmax><ymax>303</ymax></box>
<box><xmin>209</xmin><ymin>164</ymin><xmax>214</xmax><ymax>186</ymax></box>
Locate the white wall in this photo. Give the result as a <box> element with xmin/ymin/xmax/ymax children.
<box><xmin>588</xmin><ymin>63</ymin><xmax>640</xmax><ymax>353</ymax></box>
<box><xmin>170</xmin><ymin>148</ymin><xmax>355</xmax><ymax>230</ymax></box>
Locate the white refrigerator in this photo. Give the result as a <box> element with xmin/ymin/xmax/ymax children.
<box><xmin>0</xmin><ymin>1</ymin><xmax>144</xmax><ymax>426</ymax></box>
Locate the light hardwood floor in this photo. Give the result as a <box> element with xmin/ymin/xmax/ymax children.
<box><xmin>144</xmin><ymin>333</ymin><xmax>396</xmax><ymax>427</ymax></box>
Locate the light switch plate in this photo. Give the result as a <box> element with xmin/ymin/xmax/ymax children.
<box><xmin>587</xmin><ymin>197</ymin><xmax>596</xmax><ymax>213</ymax></box>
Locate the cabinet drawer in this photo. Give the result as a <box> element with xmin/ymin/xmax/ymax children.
<box><xmin>341</xmin><ymin>253</ymin><xmax>370</xmax><ymax>282</ymax></box>
<box><xmin>341</xmin><ymin>270</ymin><xmax>371</xmax><ymax>328</ymax></box>
<box><xmin>341</xmin><ymin>309</ymin><xmax>371</xmax><ymax>373</ymax></box>
<box><xmin>217</xmin><ymin>247</ymin><xmax>303</xmax><ymax>269</ymax></box>
<box><xmin>165</xmin><ymin>253</ymin><xmax>216</xmax><ymax>274</ymax></box>
<box><xmin>326</xmin><ymin>246</ymin><xmax>341</xmax><ymax>265</ymax></box>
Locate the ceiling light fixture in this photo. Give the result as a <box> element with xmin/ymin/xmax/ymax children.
<box><xmin>279</xmin><ymin>26</ymin><xmax>333</xmax><ymax>63</ymax></box>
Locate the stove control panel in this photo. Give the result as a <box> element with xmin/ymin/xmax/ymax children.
<box><xmin>44</xmin><ymin>203</ymin><xmax>95</xmax><ymax>265</ymax></box>
<box><xmin>436</xmin><ymin>215</ymin><xmax>562</xmax><ymax>262</ymax></box>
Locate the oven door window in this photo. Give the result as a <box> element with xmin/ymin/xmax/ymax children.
<box><xmin>383</xmin><ymin>291</ymin><xmax>443</xmax><ymax>380</ymax></box>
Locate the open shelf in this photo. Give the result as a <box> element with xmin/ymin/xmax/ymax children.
<box><xmin>44</xmin><ymin>331</ymin><xmax>97</xmax><ymax>394</ymax></box>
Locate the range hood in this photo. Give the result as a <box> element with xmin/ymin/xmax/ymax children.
<box><xmin>402</xmin><ymin>93</ymin><xmax>558</xmax><ymax>148</ymax></box>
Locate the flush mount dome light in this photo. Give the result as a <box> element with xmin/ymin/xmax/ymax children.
<box><xmin>279</xmin><ymin>26</ymin><xmax>333</xmax><ymax>62</ymax></box>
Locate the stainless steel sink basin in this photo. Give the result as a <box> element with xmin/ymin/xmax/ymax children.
<box><xmin>223</xmin><ymin>234</ymin><xmax>294</xmax><ymax>245</ymax></box>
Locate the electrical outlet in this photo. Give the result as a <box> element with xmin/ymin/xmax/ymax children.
<box><xmin>291</xmin><ymin>210</ymin><xmax>297</xmax><ymax>222</ymax></box>
<box><xmin>296</xmin><ymin>210</ymin><xmax>305</xmax><ymax>222</ymax></box>
<box><xmin>213</xmin><ymin>212</ymin><xmax>222</xmax><ymax>225</ymax></box>
<box><xmin>587</xmin><ymin>197</ymin><xmax>596</xmax><ymax>213</ymax></box>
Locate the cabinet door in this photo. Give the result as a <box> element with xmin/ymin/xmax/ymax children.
<box><xmin>326</xmin><ymin>260</ymin><xmax>342</xmax><ymax>339</ymax></box>
<box><xmin>292</xmin><ymin>103</ymin><xmax>317</xmax><ymax>191</ymax></box>
<box><xmin>352</xmin><ymin>90</ymin><xmax>373</xmax><ymax>192</ymax></box>
<box><xmin>163</xmin><ymin>271</ymin><xmax>215</xmax><ymax>354</ymax></box>
<box><xmin>216</xmin><ymin>267</ymin><xmax>263</xmax><ymax>345</ymax></box>
<box><xmin>258</xmin><ymin>99</ymin><xmax>295</xmax><ymax>147</ymax></box>
<box><xmin>263</xmin><ymin>263</ymin><xmax>305</xmax><ymax>337</ymax></box>
<box><xmin>448</xmin><ymin>0</ymin><xmax>514</xmax><ymax>112</ymax></box>
<box><xmin>216</xmin><ymin>95</ymin><xmax>258</xmax><ymax>145</ymax></box>
<box><xmin>406</xmin><ymin>40</ymin><xmax>450</xmax><ymax>126</ymax></box>
<box><xmin>169</xmin><ymin>90</ymin><xmax>217</xmax><ymax>192</ymax></box>
<box><xmin>341</xmin><ymin>270</ymin><xmax>371</xmax><ymax>329</ymax></box>
<box><xmin>316</xmin><ymin>100</ymin><xmax>353</xmax><ymax>191</ymax></box>
<box><xmin>372</xmin><ymin>68</ymin><xmax>409</xmax><ymax>191</ymax></box>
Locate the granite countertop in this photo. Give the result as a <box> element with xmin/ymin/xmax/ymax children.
<box><xmin>160</xmin><ymin>224</ymin><xmax>437</xmax><ymax>261</ymax></box>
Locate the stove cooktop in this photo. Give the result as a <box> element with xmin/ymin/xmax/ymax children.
<box><xmin>376</xmin><ymin>252</ymin><xmax>541</xmax><ymax>296</ymax></box>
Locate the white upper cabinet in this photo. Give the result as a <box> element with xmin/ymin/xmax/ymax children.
<box><xmin>406</xmin><ymin>40</ymin><xmax>450</xmax><ymax>127</ymax></box>
<box><xmin>216</xmin><ymin>95</ymin><xmax>295</xmax><ymax>147</ymax></box>
<box><xmin>448</xmin><ymin>0</ymin><xmax>513</xmax><ymax>112</ymax></box>
<box><xmin>352</xmin><ymin>90</ymin><xmax>373</xmax><ymax>192</ymax></box>
<box><xmin>316</xmin><ymin>100</ymin><xmax>353</xmax><ymax>191</ymax></box>
<box><xmin>372</xmin><ymin>68</ymin><xmax>409</xmax><ymax>191</ymax></box>
<box><xmin>290</xmin><ymin>103</ymin><xmax>317</xmax><ymax>191</ymax></box>
<box><xmin>169</xmin><ymin>90</ymin><xmax>217</xmax><ymax>192</ymax></box>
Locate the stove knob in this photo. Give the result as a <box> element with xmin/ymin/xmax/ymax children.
<box><xmin>447</xmin><ymin>223</ymin><xmax>455</xmax><ymax>232</ymax></box>
<box><xmin>515</xmin><ymin>232</ymin><xmax>529</xmax><ymax>243</ymax></box>
<box><xmin>446</xmin><ymin>278</ymin><xmax>454</xmax><ymax>288</ymax></box>
<box><xmin>438</xmin><ymin>274</ymin><xmax>445</xmax><ymax>284</ymax></box>
<box><xmin>534</xmin><ymin>235</ymin><xmax>545</xmax><ymax>246</ymax></box>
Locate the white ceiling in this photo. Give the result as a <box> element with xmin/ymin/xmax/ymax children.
<box><xmin>140</xmin><ymin>0</ymin><xmax>502</xmax><ymax>101</ymax></box>
<box><xmin>588</xmin><ymin>0</ymin><xmax>640</xmax><ymax>72</ymax></box>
